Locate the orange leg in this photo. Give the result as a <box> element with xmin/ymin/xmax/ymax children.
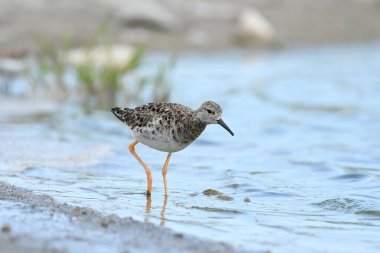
<box><xmin>129</xmin><ymin>140</ymin><xmax>152</xmax><ymax>196</ymax></box>
<box><xmin>162</xmin><ymin>153</ymin><xmax>172</xmax><ymax>196</ymax></box>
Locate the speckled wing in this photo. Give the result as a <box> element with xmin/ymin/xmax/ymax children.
<box><xmin>111</xmin><ymin>107</ymin><xmax>135</xmax><ymax>126</ymax></box>
<box><xmin>112</xmin><ymin>103</ymin><xmax>207</xmax><ymax>151</ymax></box>
<box><xmin>112</xmin><ymin>103</ymin><xmax>191</xmax><ymax>127</ymax></box>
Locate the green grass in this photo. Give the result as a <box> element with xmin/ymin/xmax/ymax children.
<box><xmin>26</xmin><ymin>41</ymin><xmax>173</xmax><ymax>112</ymax></box>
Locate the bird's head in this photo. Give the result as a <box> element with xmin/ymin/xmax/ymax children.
<box><xmin>195</xmin><ymin>101</ymin><xmax>234</xmax><ymax>136</ymax></box>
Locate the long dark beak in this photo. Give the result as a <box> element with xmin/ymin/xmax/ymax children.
<box><xmin>217</xmin><ymin>118</ymin><xmax>234</xmax><ymax>136</ymax></box>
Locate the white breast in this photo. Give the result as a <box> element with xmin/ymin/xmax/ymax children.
<box><xmin>131</xmin><ymin>128</ymin><xmax>190</xmax><ymax>153</ymax></box>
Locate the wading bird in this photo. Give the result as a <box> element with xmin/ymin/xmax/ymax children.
<box><xmin>112</xmin><ymin>101</ymin><xmax>234</xmax><ymax>196</ymax></box>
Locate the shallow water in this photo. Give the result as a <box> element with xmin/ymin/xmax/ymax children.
<box><xmin>2</xmin><ymin>44</ymin><xmax>380</xmax><ymax>252</ymax></box>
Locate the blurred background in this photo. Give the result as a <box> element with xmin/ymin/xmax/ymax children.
<box><xmin>1</xmin><ymin>1</ymin><xmax>380</xmax><ymax>253</ymax></box>
<box><xmin>0</xmin><ymin>0</ymin><xmax>380</xmax><ymax>110</ymax></box>
<box><xmin>2</xmin><ymin>0</ymin><xmax>380</xmax><ymax>51</ymax></box>
<box><xmin>1</xmin><ymin>0</ymin><xmax>380</xmax><ymax>111</ymax></box>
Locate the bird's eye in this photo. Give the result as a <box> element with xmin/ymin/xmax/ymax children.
<box><xmin>206</xmin><ymin>109</ymin><xmax>214</xmax><ymax>114</ymax></box>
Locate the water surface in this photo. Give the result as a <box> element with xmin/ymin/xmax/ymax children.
<box><xmin>1</xmin><ymin>44</ymin><xmax>380</xmax><ymax>253</ymax></box>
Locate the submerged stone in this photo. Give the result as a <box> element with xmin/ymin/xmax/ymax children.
<box><xmin>1</xmin><ymin>224</ymin><xmax>11</xmax><ymax>233</ymax></box>
<box><xmin>203</xmin><ymin>189</ymin><xmax>222</xmax><ymax>196</ymax></box>
<box><xmin>217</xmin><ymin>195</ymin><xmax>234</xmax><ymax>201</ymax></box>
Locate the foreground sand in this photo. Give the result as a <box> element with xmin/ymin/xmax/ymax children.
<box><xmin>0</xmin><ymin>181</ymin><xmax>252</xmax><ymax>253</ymax></box>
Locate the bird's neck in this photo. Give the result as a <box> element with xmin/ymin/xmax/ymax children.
<box><xmin>184</xmin><ymin>113</ymin><xmax>207</xmax><ymax>142</ymax></box>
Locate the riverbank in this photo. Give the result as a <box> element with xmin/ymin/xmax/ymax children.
<box><xmin>0</xmin><ymin>0</ymin><xmax>380</xmax><ymax>53</ymax></box>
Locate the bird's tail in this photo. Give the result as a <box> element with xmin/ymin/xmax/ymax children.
<box><xmin>111</xmin><ymin>107</ymin><xmax>133</xmax><ymax>123</ymax></box>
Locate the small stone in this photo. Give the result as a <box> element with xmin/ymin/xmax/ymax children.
<box><xmin>115</xmin><ymin>0</ymin><xmax>181</xmax><ymax>31</ymax></box>
<box><xmin>217</xmin><ymin>195</ymin><xmax>234</xmax><ymax>201</ymax></box>
<box><xmin>236</xmin><ymin>8</ymin><xmax>275</xmax><ymax>44</ymax></box>
<box><xmin>174</xmin><ymin>232</ymin><xmax>184</xmax><ymax>238</ymax></box>
<box><xmin>244</xmin><ymin>197</ymin><xmax>251</xmax><ymax>203</ymax></box>
<box><xmin>101</xmin><ymin>220</ymin><xmax>108</xmax><ymax>228</ymax></box>
<box><xmin>1</xmin><ymin>224</ymin><xmax>11</xmax><ymax>233</ymax></box>
<box><xmin>203</xmin><ymin>189</ymin><xmax>222</xmax><ymax>196</ymax></box>
<box><xmin>228</xmin><ymin>183</ymin><xmax>240</xmax><ymax>189</ymax></box>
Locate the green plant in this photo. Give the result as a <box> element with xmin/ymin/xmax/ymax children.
<box><xmin>26</xmin><ymin>40</ymin><xmax>173</xmax><ymax>112</ymax></box>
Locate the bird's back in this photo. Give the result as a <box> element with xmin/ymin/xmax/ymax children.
<box><xmin>112</xmin><ymin>102</ymin><xmax>192</xmax><ymax>128</ymax></box>
<box><xmin>111</xmin><ymin>102</ymin><xmax>206</xmax><ymax>152</ymax></box>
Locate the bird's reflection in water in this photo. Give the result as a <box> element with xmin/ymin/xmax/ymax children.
<box><xmin>144</xmin><ymin>196</ymin><xmax>168</xmax><ymax>226</ymax></box>
<box><xmin>144</xmin><ymin>196</ymin><xmax>152</xmax><ymax>224</ymax></box>
<box><xmin>160</xmin><ymin>196</ymin><xmax>168</xmax><ymax>226</ymax></box>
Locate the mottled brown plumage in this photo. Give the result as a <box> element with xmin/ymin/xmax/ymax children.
<box><xmin>111</xmin><ymin>101</ymin><xmax>233</xmax><ymax>196</ymax></box>
<box><xmin>112</xmin><ymin>103</ymin><xmax>208</xmax><ymax>149</ymax></box>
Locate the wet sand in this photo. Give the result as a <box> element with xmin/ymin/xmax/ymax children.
<box><xmin>0</xmin><ymin>181</ymin><xmax>251</xmax><ymax>253</ymax></box>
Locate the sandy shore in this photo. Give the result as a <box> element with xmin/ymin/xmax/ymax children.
<box><xmin>0</xmin><ymin>0</ymin><xmax>380</xmax><ymax>52</ymax></box>
<box><xmin>0</xmin><ymin>181</ymin><xmax>252</xmax><ymax>253</ymax></box>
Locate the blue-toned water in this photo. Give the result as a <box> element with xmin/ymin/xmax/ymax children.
<box><xmin>1</xmin><ymin>44</ymin><xmax>380</xmax><ymax>253</ymax></box>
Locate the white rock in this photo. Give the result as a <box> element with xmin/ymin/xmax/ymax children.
<box><xmin>236</xmin><ymin>8</ymin><xmax>275</xmax><ymax>43</ymax></box>
<box><xmin>65</xmin><ymin>45</ymin><xmax>136</xmax><ymax>68</ymax></box>
<box><xmin>114</xmin><ymin>0</ymin><xmax>181</xmax><ymax>31</ymax></box>
<box><xmin>0</xmin><ymin>58</ymin><xmax>26</xmax><ymax>75</ymax></box>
